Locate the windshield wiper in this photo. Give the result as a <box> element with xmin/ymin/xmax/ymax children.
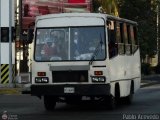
<box><xmin>89</xmin><ymin>34</ymin><xmax>103</xmax><ymax>65</ymax></box>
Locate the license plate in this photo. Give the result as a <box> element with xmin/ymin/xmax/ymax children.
<box><xmin>64</xmin><ymin>87</ymin><xmax>75</xmax><ymax>93</ymax></box>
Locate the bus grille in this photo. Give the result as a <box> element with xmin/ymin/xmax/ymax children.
<box><xmin>52</xmin><ymin>71</ymin><xmax>88</xmax><ymax>83</ymax></box>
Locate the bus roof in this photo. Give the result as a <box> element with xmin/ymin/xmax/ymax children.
<box><xmin>36</xmin><ymin>13</ymin><xmax>137</xmax><ymax>25</ymax></box>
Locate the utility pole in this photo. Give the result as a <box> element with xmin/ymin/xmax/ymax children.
<box><xmin>9</xmin><ymin>0</ymin><xmax>13</xmax><ymax>86</ymax></box>
<box><xmin>0</xmin><ymin>0</ymin><xmax>1</xmax><ymax>83</ymax></box>
<box><xmin>0</xmin><ymin>0</ymin><xmax>15</xmax><ymax>86</ymax></box>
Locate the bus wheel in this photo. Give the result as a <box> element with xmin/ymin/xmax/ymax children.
<box><xmin>44</xmin><ymin>96</ymin><xmax>57</xmax><ymax>111</ymax></box>
<box><xmin>125</xmin><ymin>93</ymin><xmax>133</xmax><ymax>105</ymax></box>
<box><xmin>124</xmin><ymin>82</ymin><xmax>134</xmax><ymax>105</ymax></box>
<box><xmin>115</xmin><ymin>83</ymin><xmax>120</xmax><ymax>105</ymax></box>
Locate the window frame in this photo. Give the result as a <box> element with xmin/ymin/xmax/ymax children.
<box><xmin>130</xmin><ymin>25</ymin><xmax>138</xmax><ymax>54</ymax></box>
<box><xmin>34</xmin><ymin>26</ymin><xmax>107</xmax><ymax>62</ymax></box>
<box><xmin>116</xmin><ymin>22</ymin><xmax>125</xmax><ymax>55</ymax></box>
<box><xmin>107</xmin><ymin>20</ymin><xmax>118</xmax><ymax>58</ymax></box>
<box><xmin>107</xmin><ymin>18</ymin><xmax>138</xmax><ymax>57</ymax></box>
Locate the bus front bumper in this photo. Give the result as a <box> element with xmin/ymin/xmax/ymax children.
<box><xmin>31</xmin><ymin>84</ymin><xmax>110</xmax><ymax>96</ymax></box>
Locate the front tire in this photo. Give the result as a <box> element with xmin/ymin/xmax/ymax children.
<box><xmin>124</xmin><ymin>82</ymin><xmax>134</xmax><ymax>105</ymax></box>
<box><xmin>108</xmin><ymin>96</ymin><xmax>116</xmax><ymax>110</ymax></box>
<box><xmin>124</xmin><ymin>92</ymin><xmax>133</xmax><ymax>105</ymax></box>
<box><xmin>44</xmin><ymin>96</ymin><xmax>57</xmax><ymax>111</ymax></box>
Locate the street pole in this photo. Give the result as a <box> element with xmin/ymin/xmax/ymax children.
<box><xmin>0</xmin><ymin>0</ymin><xmax>1</xmax><ymax>83</ymax></box>
<box><xmin>9</xmin><ymin>0</ymin><xmax>12</xmax><ymax>86</ymax></box>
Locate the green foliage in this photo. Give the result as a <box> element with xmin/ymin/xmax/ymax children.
<box><xmin>92</xmin><ymin>0</ymin><xmax>101</xmax><ymax>12</ymax></box>
<box><xmin>93</xmin><ymin>0</ymin><xmax>159</xmax><ymax>62</ymax></box>
<box><xmin>92</xmin><ymin>0</ymin><xmax>119</xmax><ymax>16</ymax></box>
<box><xmin>141</xmin><ymin>63</ymin><xmax>152</xmax><ymax>75</ymax></box>
<box><xmin>155</xmin><ymin>63</ymin><xmax>160</xmax><ymax>74</ymax></box>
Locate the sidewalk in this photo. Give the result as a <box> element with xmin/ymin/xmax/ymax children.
<box><xmin>140</xmin><ymin>80</ymin><xmax>160</xmax><ymax>88</ymax></box>
<box><xmin>0</xmin><ymin>84</ymin><xmax>23</xmax><ymax>95</ymax></box>
<box><xmin>141</xmin><ymin>74</ymin><xmax>160</xmax><ymax>87</ymax></box>
<box><xmin>141</xmin><ymin>74</ymin><xmax>160</xmax><ymax>81</ymax></box>
<box><xmin>0</xmin><ymin>88</ymin><xmax>21</xmax><ymax>95</ymax></box>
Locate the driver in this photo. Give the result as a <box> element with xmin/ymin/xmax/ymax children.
<box><xmin>42</xmin><ymin>38</ymin><xmax>58</xmax><ymax>59</ymax></box>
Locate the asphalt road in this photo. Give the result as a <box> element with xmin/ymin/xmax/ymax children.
<box><xmin>0</xmin><ymin>84</ymin><xmax>160</xmax><ymax>120</ymax></box>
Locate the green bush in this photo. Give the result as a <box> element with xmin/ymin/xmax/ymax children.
<box><xmin>141</xmin><ymin>63</ymin><xmax>151</xmax><ymax>75</ymax></box>
<box><xmin>155</xmin><ymin>64</ymin><xmax>160</xmax><ymax>74</ymax></box>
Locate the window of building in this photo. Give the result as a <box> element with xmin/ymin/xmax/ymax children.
<box><xmin>1</xmin><ymin>27</ymin><xmax>15</xmax><ymax>42</ymax></box>
<box><xmin>1</xmin><ymin>27</ymin><xmax>9</xmax><ymax>42</ymax></box>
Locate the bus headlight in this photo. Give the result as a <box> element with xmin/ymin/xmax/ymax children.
<box><xmin>35</xmin><ymin>77</ymin><xmax>49</xmax><ymax>83</ymax></box>
<box><xmin>91</xmin><ymin>76</ymin><xmax>106</xmax><ymax>82</ymax></box>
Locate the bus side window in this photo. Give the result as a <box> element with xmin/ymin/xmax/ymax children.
<box><xmin>125</xmin><ymin>24</ymin><xmax>132</xmax><ymax>55</ymax></box>
<box><xmin>130</xmin><ymin>25</ymin><xmax>138</xmax><ymax>53</ymax></box>
<box><xmin>116</xmin><ymin>22</ymin><xmax>125</xmax><ymax>55</ymax></box>
<box><xmin>107</xmin><ymin>20</ymin><xmax>118</xmax><ymax>58</ymax></box>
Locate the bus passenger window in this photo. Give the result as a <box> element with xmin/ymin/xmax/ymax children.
<box><xmin>116</xmin><ymin>22</ymin><xmax>125</xmax><ymax>55</ymax></box>
<box><xmin>130</xmin><ymin>26</ymin><xmax>138</xmax><ymax>53</ymax></box>
<box><xmin>125</xmin><ymin>24</ymin><xmax>132</xmax><ymax>55</ymax></box>
<box><xmin>107</xmin><ymin>20</ymin><xmax>118</xmax><ymax>58</ymax></box>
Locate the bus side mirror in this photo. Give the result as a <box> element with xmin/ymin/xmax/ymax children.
<box><xmin>27</xmin><ymin>29</ymin><xmax>34</xmax><ymax>44</ymax></box>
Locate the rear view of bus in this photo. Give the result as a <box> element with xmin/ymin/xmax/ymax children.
<box><xmin>29</xmin><ymin>13</ymin><xmax>141</xmax><ymax>110</ymax></box>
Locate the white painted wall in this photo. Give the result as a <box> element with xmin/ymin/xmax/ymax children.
<box><xmin>0</xmin><ymin>0</ymin><xmax>15</xmax><ymax>64</ymax></box>
<box><xmin>0</xmin><ymin>0</ymin><xmax>14</xmax><ymax>27</ymax></box>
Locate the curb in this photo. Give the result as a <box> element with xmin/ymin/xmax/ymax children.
<box><xmin>0</xmin><ymin>88</ymin><xmax>21</xmax><ymax>95</ymax></box>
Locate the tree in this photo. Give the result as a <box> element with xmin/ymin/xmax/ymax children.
<box><xmin>101</xmin><ymin>0</ymin><xmax>119</xmax><ymax>16</ymax></box>
<box><xmin>117</xmin><ymin>0</ymin><xmax>158</xmax><ymax>62</ymax></box>
<box><xmin>92</xmin><ymin>0</ymin><xmax>158</xmax><ymax>63</ymax></box>
<box><xmin>157</xmin><ymin>0</ymin><xmax>160</xmax><ymax>63</ymax></box>
<box><xmin>92</xmin><ymin>0</ymin><xmax>101</xmax><ymax>12</ymax></box>
<box><xmin>92</xmin><ymin>0</ymin><xmax>119</xmax><ymax>16</ymax></box>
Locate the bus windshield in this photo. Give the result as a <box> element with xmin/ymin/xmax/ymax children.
<box><xmin>34</xmin><ymin>26</ymin><xmax>106</xmax><ymax>61</ymax></box>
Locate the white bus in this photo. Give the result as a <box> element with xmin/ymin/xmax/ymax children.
<box><xmin>27</xmin><ymin>13</ymin><xmax>141</xmax><ymax>110</ymax></box>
